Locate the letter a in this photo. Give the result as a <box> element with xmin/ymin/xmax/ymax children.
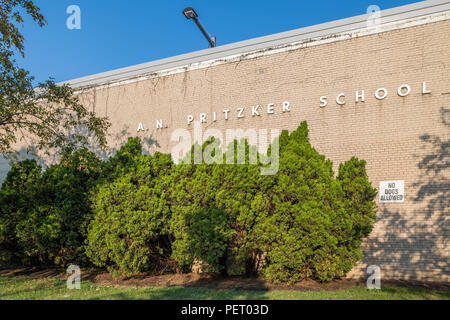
<box><xmin>66</xmin><ymin>5</ymin><xmax>81</xmax><ymax>30</ymax></box>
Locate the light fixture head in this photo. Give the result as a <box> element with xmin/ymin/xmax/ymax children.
<box><xmin>182</xmin><ymin>7</ymin><xmax>198</xmax><ymax>20</ymax></box>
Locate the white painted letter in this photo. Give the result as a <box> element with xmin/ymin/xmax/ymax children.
<box><xmin>267</xmin><ymin>103</ymin><xmax>275</xmax><ymax>114</ymax></box>
<box><xmin>320</xmin><ymin>96</ymin><xmax>328</xmax><ymax>108</ymax></box>
<box><xmin>375</xmin><ymin>88</ymin><xmax>388</xmax><ymax>100</ymax></box>
<box><xmin>397</xmin><ymin>84</ymin><xmax>411</xmax><ymax>97</ymax></box>
<box><xmin>252</xmin><ymin>105</ymin><xmax>260</xmax><ymax>117</ymax></box>
<box><xmin>336</xmin><ymin>93</ymin><xmax>346</xmax><ymax>105</ymax></box>
<box><xmin>223</xmin><ymin>109</ymin><xmax>230</xmax><ymax>120</ymax></box>
<box><xmin>282</xmin><ymin>101</ymin><xmax>291</xmax><ymax>113</ymax></box>
<box><xmin>187</xmin><ymin>115</ymin><xmax>194</xmax><ymax>125</ymax></box>
<box><xmin>237</xmin><ymin>107</ymin><xmax>244</xmax><ymax>118</ymax></box>
<box><xmin>422</xmin><ymin>82</ymin><xmax>431</xmax><ymax>94</ymax></box>
<box><xmin>137</xmin><ymin>122</ymin><xmax>145</xmax><ymax>132</ymax></box>
<box><xmin>356</xmin><ymin>90</ymin><xmax>365</xmax><ymax>103</ymax></box>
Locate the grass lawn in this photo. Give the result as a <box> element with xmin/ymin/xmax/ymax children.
<box><xmin>0</xmin><ymin>275</ymin><xmax>448</xmax><ymax>300</ymax></box>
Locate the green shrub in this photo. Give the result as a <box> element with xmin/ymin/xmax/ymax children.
<box><xmin>256</xmin><ymin>122</ymin><xmax>377</xmax><ymax>283</ymax></box>
<box><xmin>169</xmin><ymin>139</ymin><xmax>267</xmax><ymax>276</ymax></box>
<box><xmin>213</xmin><ymin>140</ymin><xmax>269</xmax><ymax>276</ymax></box>
<box><xmin>102</xmin><ymin>137</ymin><xmax>142</xmax><ymax>181</ymax></box>
<box><xmin>13</xmin><ymin>149</ymin><xmax>103</xmax><ymax>266</ymax></box>
<box><xmin>0</xmin><ymin>150</ymin><xmax>103</xmax><ymax>267</ymax></box>
<box><xmin>0</xmin><ymin>123</ymin><xmax>377</xmax><ymax>283</ymax></box>
<box><xmin>172</xmin><ymin>207</ymin><xmax>232</xmax><ymax>274</ymax></box>
<box><xmin>168</xmin><ymin>142</ymin><xmax>219</xmax><ymax>273</ymax></box>
<box><xmin>86</xmin><ymin>151</ymin><xmax>173</xmax><ymax>278</ymax></box>
<box><xmin>0</xmin><ymin>160</ymin><xmax>42</xmax><ymax>264</ymax></box>
<box><xmin>337</xmin><ymin>157</ymin><xmax>378</xmax><ymax>239</ymax></box>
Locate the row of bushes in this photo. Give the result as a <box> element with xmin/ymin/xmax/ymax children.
<box><xmin>0</xmin><ymin>122</ymin><xmax>377</xmax><ymax>282</ymax></box>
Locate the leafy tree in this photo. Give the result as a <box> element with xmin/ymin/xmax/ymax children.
<box><xmin>0</xmin><ymin>0</ymin><xmax>46</xmax><ymax>56</ymax></box>
<box><xmin>0</xmin><ymin>0</ymin><xmax>110</xmax><ymax>157</ymax></box>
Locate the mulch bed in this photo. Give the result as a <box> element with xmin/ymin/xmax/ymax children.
<box><xmin>0</xmin><ymin>267</ymin><xmax>448</xmax><ymax>292</ymax></box>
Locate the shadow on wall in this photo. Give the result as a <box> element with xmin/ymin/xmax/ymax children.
<box><xmin>0</xmin><ymin>156</ymin><xmax>9</xmax><ymax>184</ymax></box>
<box><xmin>92</xmin><ymin>125</ymin><xmax>161</xmax><ymax>159</ymax></box>
<box><xmin>0</xmin><ymin>146</ymin><xmax>41</xmax><ymax>186</ymax></box>
<box><xmin>362</xmin><ymin>107</ymin><xmax>449</xmax><ymax>281</ymax></box>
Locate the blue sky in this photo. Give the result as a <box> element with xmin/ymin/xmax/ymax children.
<box><xmin>18</xmin><ymin>0</ymin><xmax>422</xmax><ymax>84</ymax></box>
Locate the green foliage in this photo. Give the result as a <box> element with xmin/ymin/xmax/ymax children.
<box><xmin>0</xmin><ymin>0</ymin><xmax>46</xmax><ymax>57</ymax></box>
<box><xmin>337</xmin><ymin>157</ymin><xmax>378</xmax><ymax>238</ymax></box>
<box><xmin>0</xmin><ymin>159</ymin><xmax>41</xmax><ymax>264</ymax></box>
<box><xmin>214</xmin><ymin>141</ymin><xmax>269</xmax><ymax>276</ymax></box>
<box><xmin>102</xmin><ymin>137</ymin><xmax>143</xmax><ymax>181</ymax></box>
<box><xmin>172</xmin><ymin>208</ymin><xmax>232</xmax><ymax>274</ymax></box>
<box><xmin>0</xmin><ymin>0</ymin><xmax>378</xmax><ymax>281</ymax></box>
<box><xmin>255</xmin><ymin>122</ymin><xmax>377</xmax><ymax>283</ymax></box>
<box><xmin>169</xmin><ymin>140</ymin><xmax>221</xmax><ymax>272</ymax></box>
<box><xmin>86</xmin><ymin>146</ymin><xmax>174</xmax><ymax>278</ymax></box>
<box><xmin>169</xmin><ymin>139</ymin><xmax>267</xmax><ymax>276</ymax></box>
<box><xmin>0</xmin><ymin>122</ymin><xmax>377</xmax><ymax>283</ymax></box>
<box><xmin>0</xmin><ymin>150</ymin><xmax>103</xmax><ymax>266</ymax></box>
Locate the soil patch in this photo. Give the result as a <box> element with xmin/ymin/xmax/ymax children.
<box><xmin>1</xmin><ymin>267</ymin><xmax>448</xmax><ymax>292</ymax></box>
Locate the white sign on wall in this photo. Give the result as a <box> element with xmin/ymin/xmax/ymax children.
<box><xmin>379</xmin><ymin>180</ymin><xmax>405</xmax><ymax>203</ymax></box>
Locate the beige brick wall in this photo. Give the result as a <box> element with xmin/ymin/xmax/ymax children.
<box><xmin>61</xmin><ymin>19</ymin><xmax>450</xmax><ymax>282</ymax></box>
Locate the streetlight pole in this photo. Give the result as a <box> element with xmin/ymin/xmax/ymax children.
<box><xmin>182</xmin><ymin>7</ymin><xmax>216</xmax><ymax>48</ymax></box>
